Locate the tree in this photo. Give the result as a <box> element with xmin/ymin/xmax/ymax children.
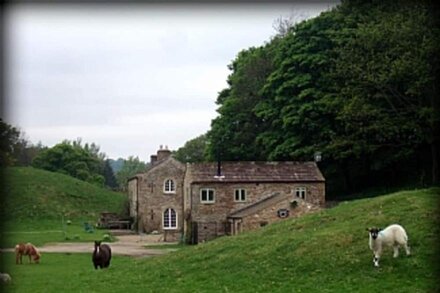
<box><xmin>0</xmin><ymin>119</ymin><xmax>21</xmax><ymax>166</ymax></box>
<box><xmin>115</xmin><ymin>156</ymin><xmax>148</xmax><ymax>191</ymax></box>
<box><xmin>103</xmin><ymin>159</ymin><xmax>118</xmax><ymax>189</ymax></box>
<box><xmin>204</xmin><ymin>0</ymin><xmax>439</xmax><ymax>195</ymax></box>
<box><xmin>207</xmin><ymin>44</ymin><xmax>278</xmax><ymax>161</ymax></box>
<box><xmin>174</xmin><ymin>134</ymin><xmax>209</xmax><ymax>163</ymax></box>
<box><xmin>32</xmin><ymin>140</ymin><xmax>105</xmax><ymax>186</ymax></box>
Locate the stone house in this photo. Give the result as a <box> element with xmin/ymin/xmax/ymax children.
<box><xmin>128</xmin><ymin>147</ymin><xmax>325</xmax><ymax>243</ymax></box>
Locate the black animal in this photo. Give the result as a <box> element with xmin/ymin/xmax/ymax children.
<box><xmin>92</xmin><ymin>241</ymin><xmax>112</xmax><ymax>269</ymax></box>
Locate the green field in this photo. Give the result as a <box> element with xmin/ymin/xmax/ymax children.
<box><xmin>2</xmin><ymin>187</ymin><xmax>439</xmax><ymax>292</ymax></box>
<box><xmin>1</xmin><ymin>167</ymin><xmax>126</xmax><ymax>247</ymax></box>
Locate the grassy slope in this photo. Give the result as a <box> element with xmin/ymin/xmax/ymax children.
<box><xmin>2</xmin><ymin>167</ymin><xmax>127</xmax><ymax>246</ymax></box>
<box><xmin>3</xmin><ymin>188</ymin><xmax>439</xmax><ymax>292</ymax></box>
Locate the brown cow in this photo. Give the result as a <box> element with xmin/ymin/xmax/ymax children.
<box><xmin>15</xmin><ymin>243</ymin><xmax>41</xmax><ymax>264</ymax></box>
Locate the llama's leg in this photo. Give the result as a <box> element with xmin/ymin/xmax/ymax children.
<box><xmin>28</xmin><ymin>255</ymin><xmax>32</xmax><ymax>263</ymax></box>
<box><xmin>393</xmin><ymin>245</ymin><xmax>399</xmax><ymax>258</ymax></box>
<box><xmin>403</xmin><ymin>243</ymin><xmax>411</xmax><ymax>256</ymax></box>
<box><xmin>373</xmin><ymin>254</ymin><xmax>380</xmax><ymax>267</ymax></box>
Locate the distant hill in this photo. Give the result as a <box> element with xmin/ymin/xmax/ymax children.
<box><xmin>108</xmin><ymin>158</ymin><xmax>125</xmax><ymax>174</ymax></box>
<box><xmin>3</xmin><ymin>167</ymin><xmax>127</xmax><ymax>223</ymax></box>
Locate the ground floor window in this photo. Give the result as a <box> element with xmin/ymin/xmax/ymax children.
<box><xmin>163</xmin><ymin>208</ymin><xmax>177</xmax><ymax>229</ymax></box>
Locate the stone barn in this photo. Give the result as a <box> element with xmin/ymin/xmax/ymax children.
<box><xmin>128</xmin><ymin>147</ymin><xmax>325</xmax><ymax>243</ymax></box>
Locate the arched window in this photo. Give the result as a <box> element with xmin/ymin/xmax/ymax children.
<box><xmin>163</xmin><ymin>208</ymin><xmax>177</xmax><ymax>229</ymax></box>
<box><xmin>164</xmin><ymin>179</ymin><xmax>175</xmax><ymax>194</ymax></box>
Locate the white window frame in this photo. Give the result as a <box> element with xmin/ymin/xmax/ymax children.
<box><xmin>200</xmin><ymin>188</ymin><xmax>215</xmax><ymax>204</ymax></box>
<box><xmin>164</xmin><ymin>179</ymin><xmax>176</xmax><ymax>194</ymax></box>
<box><xmin>163</xmin><ymin>208</ymin><xmax>177</xmax><ymax>230</ymax></box>
<box><xmin>295</xmin><ymin>187</ymin><xmax>307</xmax><ymax>199</ymax></box>
<box><xmin>234</xmin><ymin>188</ymin><xmax>247</xmax><ymax>202</ymax></box>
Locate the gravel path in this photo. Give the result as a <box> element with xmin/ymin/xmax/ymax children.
<box><xmin>2</xmin><ymin>234</ymin><xmax>178</xmax><ymax>258</ymax></box>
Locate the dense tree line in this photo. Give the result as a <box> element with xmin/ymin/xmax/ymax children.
<box><xmin>0</xmin><ymin>119</ymin><xmax>47</xmax><ymax>167</ymax></box>
<box><xmin>1</xmin><ymin>119</ymin><xmax>148</xmax><ymax>190</ymax></box>
<box><xmin>179</xmin><ymin>0</ymin><xmax>439</xmax><ymax>197</ymax></box>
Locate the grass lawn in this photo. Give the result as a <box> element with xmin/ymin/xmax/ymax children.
<box><xmin>1</xmin><ymin>252</ymin><xmax>139</xmax><ymax>292</ymax></box>
<box><xmin>1</xmin><ymin>167</ymin><xmax>125</xmax><ymax>247</ymax></box>
<box><xmin>1</xmin><ymin>220</ymin><xmax>115</xmax><ymax>248</ymax></box>
<box><xmin>1</xmin><ymin>188</ymin><xmax>439</xmax><ymax>292</ymax></box>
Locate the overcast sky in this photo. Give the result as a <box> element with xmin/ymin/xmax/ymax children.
<box><xmin>4</xmin><ymin>2</ymin><xmax>338</xmax><ymax>162</ymax></box>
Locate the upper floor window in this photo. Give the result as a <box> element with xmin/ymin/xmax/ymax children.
<box><xmin>295</xmin><ymin>187</ymin><xmax>307</xmax><ymax>199</ymax></box>
<box><xmin>164</xmin><ymin>179</ymin><xmax>176</xmax><ymax>194</ymax></box>
<box><xmin>200</xmin><ymin>188</ymin><xmax>215</xmax><ymax>204</ymax></box>
<box><xmin>163</xmin><ymin>208</ymin><xmax>177</xmax><ymax>229</ymax></box>
<box><xmin>234</xmin><ymin>189</ymin><xmax>246</xmax><ymax>202</ymax></box>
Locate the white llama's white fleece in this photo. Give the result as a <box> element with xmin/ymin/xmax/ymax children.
<box><xmin>0</xmin><ymin>273</ymin><xmax>11</xmax><ymax>284</ymax></box>
<box><xmin>368</xmin><ymin>224</ymin><xmax>411</xmax><ymax>267</ymax></box>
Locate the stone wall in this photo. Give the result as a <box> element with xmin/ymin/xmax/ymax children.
<box><xmin>189</xmin><ymin>181</ymin><xmax>324</xmax><ymax>240</ymax></box>
<box><xmin>137</xmin><ymin>157</ymin><xmax>185</xmax><ymax>241</ymax></box>
<box><xmin>127</xmin><ymin>177</ymin><xmax>138</xmax><ymax>223</ymax></box>
<box><xmin>240</xmin><ymin>196</ymin><xmax>321</xmax><ymax>232</ymax></box>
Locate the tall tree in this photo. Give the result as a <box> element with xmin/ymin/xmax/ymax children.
<box><xmin>115</xmin><ymin>156</ymin><xmax>148</xmax><ymax>191</ymax></box>
<box><xmin>32</xmin><ymin>140</ymin><xmax>105</xmax><ymax>186</ymax></box>
<box><xmin>174</xmin><ymin>134</ymin><xmax>209</xmax><ymax>163</ymax></box>
<box><xmin>0</xmin><ymin>119</ymin><xmax>20</xmax><ymax>166</ymax></box>
<box><xmin>207</xmin><ymin>44</ymin><xmax>278</xmax><ymax>161</ymax></box>
<box><xmin>103</xmin><ymin>159</ymin><xmax>118</xmax><ymax>189</ymax></box>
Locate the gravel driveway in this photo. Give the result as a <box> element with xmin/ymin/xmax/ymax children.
<box><xmin>3</xmin><ymin>234</ymin><xmax>178</xmax><ymax>258</ymax></box>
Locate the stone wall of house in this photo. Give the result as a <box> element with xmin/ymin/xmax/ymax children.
<box><xmin>137</xmin><ymin>158</ymin><xmax>185</xmax><ymax>241</ymax></box>
<box><xmin>240</xmin><ymin>196</ymin><xmax>321</xmax><ymax>232</ymax></box>
<box><xmin>189</xmin><ymin>181</ymin><xmax>324</xmax><ymax>241</ymax></box>
<box><xmin>127</xmin><ymin>177</ymin><xmax>138</xmax><ymax>222</ymax></box>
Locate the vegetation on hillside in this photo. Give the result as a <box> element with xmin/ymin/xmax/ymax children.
<box><xmin>176</xmin><ymin>0</ymin><xmax>440</xmax><ymax>198</ymax></box>
<box><xmin>2</xmin><ymin>167</ymin><xmax>127</xmax><ymax>226</ymax></box>
<box><xmin>114</xmin><ymin>156</ymin><xmax>148</xmax><ymax>191</ymax></box>
<box><xmin>2</xmin><ymin>188</ymin><xmax>439</xmax><ymax>292</ymax></box>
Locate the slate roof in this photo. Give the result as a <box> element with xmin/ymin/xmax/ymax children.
<box><xmin>188</xmin><ymin>161</ymin><xmax>324</xmax><ymax>183</ymax></box>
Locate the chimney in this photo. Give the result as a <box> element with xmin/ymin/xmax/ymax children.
<box><xmin>150</xmin><ymin>155</ymin><xmax>158</xmax><ymax>165</ymax></box>
<box><xmin>157</xmin><ymin>145</ymin><xmax>171</xmax><ymax>161</ymax></box>
<box><xmin>217</xmin><ymin>160</ymin><xmax>222</xmax><ymax>177</ymax></box>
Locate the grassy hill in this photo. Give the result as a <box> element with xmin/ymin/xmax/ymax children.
<box><xmin>4</xmin><ymin>187</ymin><xmax>438</xmax><ymax>292</ymax></box>
<box><xmin>1</xmin><ymin>167</ymin><xmax>127</xmax><ymax>246</ymax></box>
<box><xmin>0</xmin><ymin>168</ymin><xmax>440</xmax><ymax>292</ymax></box>
<box><xmin>125</xmin><ymin>188</ymin><xmax>439</xmax><ymax>292</ymax></box>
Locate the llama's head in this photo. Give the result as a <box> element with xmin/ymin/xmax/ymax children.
<box><xmin>94</xmin><ymin>241</ymin><xmax>102</xmax><ymax>252</ymax></box>
<box><xmin>366</xmin><ymin>227</ymin><xmax>381</xmax><ymax>240</ymax></box>
<box><xmin>33</xmin><ymin>253</ymin><xmax>40</xmax><ymax>263</ymax></box>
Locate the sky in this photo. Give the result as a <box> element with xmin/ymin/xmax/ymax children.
<box><xmin>4</xmin><ymin>2</ymin><xmax>338</xmax><ymax>162</ymax></box>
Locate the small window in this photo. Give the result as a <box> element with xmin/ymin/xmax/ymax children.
<box><xmin>295</xmin><ymin>187</ymin><xmax>307</xmax><ymax>199</ymax></box>
<box><xmin>234</xmin><ymin>189</ymin><xmax>246</xmax><ymax>202</ymax></box>
<box><xmin>200</xmin><ymin>188</ymin><xmax>215</xmax><ymax>204</ymax></box>
<box><xmin>164</xmin><ymin>179</ymin><xmax>175</xmax><ymax>194</ymax></box>
<box><xmin>163</xmin><ymin>208</ymin><xmax>177</xmax><ymax>229</ymax></box>
<box><xmin>277</xmin><ymin>209</ymin><xmax>290</xmax><ymax>218</ymax></box>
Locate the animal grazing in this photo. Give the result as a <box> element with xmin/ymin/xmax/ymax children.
<box><xmin>92</xmin><ymin>241</ymin><xmax>112</xmax><ymax>269</ymax></box>
<box><xmin>0</xmin><ymin>273</ymin><xmax>11</xmax><ymax>284</ymax></box>
<box><xmin>366</xmin><ymin>224</ymin><xmax>411</xmax><ymax>267</ymax></box>
<box><xmin>15</xmin><ymin>243</ymin><xmax>41</xmax><ymax>264</ymax></box>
